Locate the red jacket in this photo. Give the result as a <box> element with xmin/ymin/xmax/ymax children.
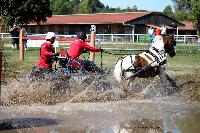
<box><xmin>154</xmin><ymin>28</ymin><xmax>161</xmax><ymax>35</ymax></box>
<box><xmin>67</xmin><ymin>39</ymin><xmax>101</xmax><ymax>59</ymax></box>
<box><xmin>38</xmin><ymin>41</ymin><xmax>55</xmax><ymax>69</ymax></box>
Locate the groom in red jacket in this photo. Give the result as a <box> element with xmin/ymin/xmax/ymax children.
<box><xmin>38</xmin><ymin>32</ymin><xmax>59</xmax><ymax>70</ymax></box>
<box><xmin>67</xmin><ymin>32</ymin><xmax>103</xmax><ymax>69</ymax></box>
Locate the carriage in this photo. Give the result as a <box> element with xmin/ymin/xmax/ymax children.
<box><xmin>29</xmin><ymin>49</ymin><xmax>110</xmax><ymax>84</ymax></box>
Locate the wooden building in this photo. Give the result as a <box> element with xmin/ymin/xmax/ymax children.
<box><xmin>26</xmin><ymin>12</ymin><xmax>197</xmax><ymax>35</ymax></box>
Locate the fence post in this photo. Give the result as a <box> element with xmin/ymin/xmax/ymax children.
<box><xmin>184</xmin><ymin>35</ymin><xmax>186</xmax><ymax>43</ymax></box>
<box><xmin>111</xmin><ymin>34</ymin><xmax>114</xmax><ymax>41</ymax></box>
<box><xmin>90</xmin><ymin>25</ymin><xmax>96</xmax><ymax>62</ymax></box>
<box><xmin>0</xmin><ymin>52</ymin><xmax>2</xmax><ymax>104</ymax></box>
<box><xmin>136</xmin><ymin>35</ymin><xmax>139</xmax><ymax>42</ymax></box>
<box><xmin>20</xmin><ymin>28</ymin><xmax>25</xmax><ymax>61</ymax></box>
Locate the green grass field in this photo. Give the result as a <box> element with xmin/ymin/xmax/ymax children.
<box><xmin>2</xmin><ymin>43</ymin><xmax>200</xmax><ymax>80</ymax></box>
<box><xmin>2</xmin><ymin>43</ymin><xmax>200</xmax><ymax>102</ymax></box>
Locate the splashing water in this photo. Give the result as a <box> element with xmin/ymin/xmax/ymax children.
<box><xmin>1</xmin><ymin>71</ymin><xmax>184</xmax><ymax>106</ymax></box>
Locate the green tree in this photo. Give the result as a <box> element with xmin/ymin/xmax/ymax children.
<box><xmin>90</xmin><ymin>0</ymin><xmax>105</xmax><ymax>13</ymax></box>
<box><xmin>172</xmin><ymin>0</ymin><xmax>200</xmax><ymax>33</ymax></box>
<box><xmin>172</xmin><ymin>0</ymin><xmax>192</xmax><ymax>13</ymax></box>
<box><xmin>78</xmin><ymin>0</ymin><xmax>92</xmax><ymax>13</ymax></box>
<box><xmin>132</xmin><ymin>5</ymin><xmax>138</xmax><ymax>11</ymax></box>
<box><xmin>71</xmin><ymin>0</ymin><xmax>81</xmax><ymax>14</ymax></box>
<box><xmin>125</xmin><ymin>6</ymin><xmax>132</xmax><ymax>12</ymax></box>
<box><xmin>163</xmin><ymin>5</ymin><xmax>174</xmax><ymax>19</ymax></box>
<box><xmin>50</xmin><ymin>0</ymin><xmax>71</xmax><ymax>15</ymax></box>
<box><xmin>0</xmin><ymin>0</ymin><xmax>52</xmax><ymax>26</ymax></box>
<box><xmin>190</xmin><ymin>1</ymin><xmax>200</xmax><ymax>33</ymax></box>
<box><xmin>77</xmin><ymin>0</ymin><xmax>105</xmax><ymax>14</ymax></box>
<box><xmin>174</xmin><ymin>11</ymin><xmax>188</xmax><ymax>21</ymax></box>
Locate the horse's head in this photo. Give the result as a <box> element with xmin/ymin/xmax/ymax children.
<box><xmin>163</xmin><ymin>34</ymin><xmax>176</xmax><ymax>57</ymax></box>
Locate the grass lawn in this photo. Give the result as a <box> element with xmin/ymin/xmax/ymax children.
<box><xmin>2</xmin><ymin>43</ymin><xmax>200</xmax><ymax>80</ymax></box>
<box><xmin>2</xmin><ymin>43</ymin><xmax>200</xmax><ymax>103</ymax></box>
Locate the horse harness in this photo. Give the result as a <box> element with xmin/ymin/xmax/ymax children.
<box><xmin>146</xmin><ymin>48</ymin><xmax>166</xmax><ymax>65</ymax></box>
<box><xmin>119</xmin><ymin>48</ymin><xmax>166</xmax><ymax>79</ymax></box>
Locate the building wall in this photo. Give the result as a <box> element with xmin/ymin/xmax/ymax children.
<box><xmin>26</xmin><ymin>23</ymin><xmax>197</xmax><ymax>35</ymax></box>
<box><xmin>25</xmin><ymin>24</ymin><xmax>147</xmax><ymax>35</ymax></box>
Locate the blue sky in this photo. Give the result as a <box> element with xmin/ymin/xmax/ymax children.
<box><xmin>99</xmin><ymin>0</ymin><xmax>174</xmax><ymax>12</ymax></box>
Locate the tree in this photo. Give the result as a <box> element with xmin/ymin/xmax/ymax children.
<box><xmin>90</xmin><ymin>0</ymin><xmax>105</xmax><ymax>13</ymax></box>
<box><xmin>163</xmin><ymin>5</ymin><xmax>174</xmax><ymax>19</ymax></box>
<box><xmin>132</xmin><ymin>5</ymin><xmax>138</xmax><ymax>11</ymax></box>
<box><xmin>172</xmin><ymin>0</ymin><xmax>200</xmax><ymax>33</ymax></box>
<box><xmin>77</xmin><ymin>0</ymin><xmax>105</xmax><ymax>14</ymax></box>
<box><xmin>78</xmin><ymin>0</ymin><xmax>92</xmax><ymax>14</ymax></box>
<box><xmin>0</xmin><ymin>0</ymin><xmax>52</xmax><ymax>27</ymax></box>
<box><xmin>70</xmin><ymin>0</ymin><xmax>81</xmax><ymax>14</ymax></box>
<box><xmin>174</xmin><ymin>11</ymin><xmax>188</xmax><ymax>21</ymax></box>
<box><xmin>190</xmin><ymin>1</ymin><xmax>200</xmax><ymax>33</ymax></box>
<box><xmin>50</xmin><ymin>0</ymin><xmax>76</xmax><ymax>15</ymax></box>
<box><xmin>172</xmin><ymin>0</ymin><xmax>192</xmax><ymax>13</ymax></box>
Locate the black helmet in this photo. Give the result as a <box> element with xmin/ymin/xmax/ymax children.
<box><xmin>77</xmin><ymin>32</ymin><xmax>87</xmax><ymax>40</ymax></box>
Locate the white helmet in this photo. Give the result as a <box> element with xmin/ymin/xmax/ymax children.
<box><xmin>45</xmin><ymin>32</ymin><xmax>56</xmax><ymax>40</ymax></box>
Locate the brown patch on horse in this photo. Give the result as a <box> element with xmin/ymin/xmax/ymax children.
<box><xmin>163</xmin><ymin>35</ymin><xmax>176</xmax><ymax>56</ymax></box>
<box><xmin>163</xmin><ymin>36</ymin><xmax>170</xmax><ymax>45</ymax></box>
<box><xmin>134</xmin><ymin>55</ymin><xmax>149</xmax><ymax>68</ymax></box>
<box><xmin>134</xmin><ymin>55</ymin><xmax>159</xmax><ymax>78</ymax></box>
<box><xmin>144</xmin><ymin>54</ymin><xmax>153</xmax><ymax>61</ymax></box>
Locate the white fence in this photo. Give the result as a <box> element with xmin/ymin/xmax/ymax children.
<box><xmin>0</xmin><ymin>33</ymin><xmax>199</xmax><ymax>44</ymax></box>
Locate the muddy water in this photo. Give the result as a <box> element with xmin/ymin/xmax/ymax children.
<box><xmin>0</xmin><ymin>75</ymin><xmax>200</xmax><ymax>133</ymax></box>
<box><xmin>0</xmin><ymin>100</ymin><xmax>200</xmax><ymax>133</ymax></box>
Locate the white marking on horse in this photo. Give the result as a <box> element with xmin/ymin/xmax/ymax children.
<box><xmin>114</xmin><ymin>35</ymin><xmax>175</xmax><ymax>84</ymax></box>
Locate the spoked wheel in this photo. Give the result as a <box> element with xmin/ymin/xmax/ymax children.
<box><xmin>28</xmin><ymin>67</ymin><xmax>48</xmax><ymax>81</ymax></box>
<box><xmin>29</xmin><ymin>67</ymin><xmax>37</xmax><ymax>81</ymax></box>
<box><xmin>29</xmin><ymin>69</ymin><xmax>44</xmax><ymax>81</ymax></box>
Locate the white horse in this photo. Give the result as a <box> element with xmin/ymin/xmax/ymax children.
<box><xmin>114</xmin><ymin>35</ymin><xmax>176</xmax><ymax>86</ymax></box>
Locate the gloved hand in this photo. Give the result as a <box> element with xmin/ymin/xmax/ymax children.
<box><xmin>51</xmin><ymin>53</ymin><xmax>59</xmax><ymax>61</ymax></box>
<box><xmin>54</xmin><ymin>52</ymin><xmax>60</xmax><ymax>56</ymax></box>
<box><xmin>82</xmin><ymin>49</ymin><xmax>88</xmax><ymax>53</ymax></box>
<box><xmin>100</xmin><ymin>48</ymin><xmax>104</xmax><ymax>52</ymax></box>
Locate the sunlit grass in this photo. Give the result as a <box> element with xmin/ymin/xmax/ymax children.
<box><xmin>3</xmin><ymin>43</ymin><xmax>200</xmax><ymax>80</ymax></box>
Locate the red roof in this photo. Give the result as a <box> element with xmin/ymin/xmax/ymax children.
<box><xmin>179</xmin><ymin>21</ymin><xmax>196</xmax><ymax>30</ymax></box>
<box><xmin>30</xmin><ymin>12</ymin><xmax>150</xmax><ymax>25</ymax></box>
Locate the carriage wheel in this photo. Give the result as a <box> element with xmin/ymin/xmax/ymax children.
<box><xmin>29</xmin><ymin>68</ymin><xmax>37</xmax><ymax>81</ymax></box>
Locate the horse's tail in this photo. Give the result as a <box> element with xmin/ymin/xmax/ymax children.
<box><xmin>114</xmin><ymin>58</ymin><xmax>123</xmax><ymax>82</ymax></box>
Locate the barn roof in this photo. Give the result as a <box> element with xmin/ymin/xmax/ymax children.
<box><xmin>29</xmin><ymin>11</ymin><xmax>185</xmax><ymax>27</ymax></box>
<box><xmin>124</xmin><ymin>12</ymin><xmax>184</xmax><ymax>27</ymax></box>
<box><xmin>29</xmin><ymin>12</ymin><xmax>150</xmax><ymax>25</ymax></box>
<box><xmin>179</xmin><ymin>21</ymin><xmax>196</xmax><ymax>30</ymax></box>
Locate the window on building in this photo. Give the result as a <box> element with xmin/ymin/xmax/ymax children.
<box><xmin>135</xmin><ymin>25</ymin><xmax>146</xmax><ymax>34</ymax></box>
<box><xmin>104</xmin><ymin>25</ymin><xmax>111</xmax><ymax>34</ymax></box>
<box><xmin>64</xmin><ymin>26</ymin><xmax>69</xmax><ymax>35</ymax></box>
<box><xmin>44</xmin><ymin>26</ymin><xmax>48</xmax><ymax>34</ymax></box>
<box><xmin>54</xmin><ymin>26</ymin><xmax>59</xmax><ymax>35</ymax></box>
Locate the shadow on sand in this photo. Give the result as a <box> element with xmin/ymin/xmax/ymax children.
<box><xmin>0</xmin><ymin>118</ymin><xmax>62</xmax><ymax>130</ymax></box>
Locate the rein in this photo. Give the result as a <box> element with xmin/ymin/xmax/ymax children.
<box><xmin>122</xmin><ymin>60</ymin><xmax>158</xmax><ymax>80</ymax></box>
<box><xmin>102</xmin><ymin>50</ymin><xmax>116</xmax><ymax>55</ymax></box>
<box><xmin>119</xmin><ymin>49</ymin><xmax>166</xmax><ymax>80</ymax></box>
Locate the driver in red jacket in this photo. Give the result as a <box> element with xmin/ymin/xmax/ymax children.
<box><xmin>67</xmin><ymin>31</ymin><xmax>103</xmax><ymax>69</ymax></box>
<box><xmin>38</xmin><ymin>32</ymin><xmax>59</xmax><ymax>71</ymax></box>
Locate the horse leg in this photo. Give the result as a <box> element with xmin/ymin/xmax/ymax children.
<box><xmin>121</xmin><ymin>79</ymin><xmax>131</xmax><ymax>97</ymax></box>
<box><xmin>121</xmin><ymin>76</ymin><xmax>136</xmax><ymax>98</ymax></box>
<box><xmin>158</xmin><ymin>65</ymin><xmax>167</xmax><ymax>87</ymax></box>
